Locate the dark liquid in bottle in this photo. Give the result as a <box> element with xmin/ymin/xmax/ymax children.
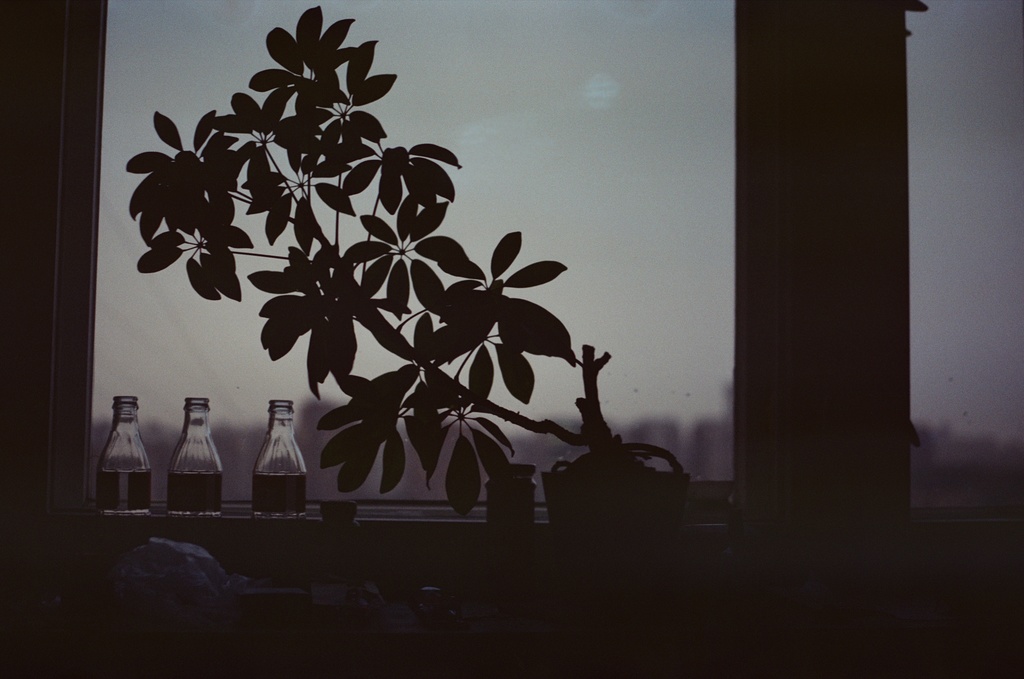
<box><xmin>252</xmin><ymin>473</ymin><xmax>306</xmax><ymax>517</ymax></box>
<box><xmin>96</xmin><ymin>469</ymin><xmax>151</xmax><ymax>514</ymax></box>
<box><xmin>167</xmin><ymin>471</ymin><xmax>222</xmax><ymax>516</ymax></box>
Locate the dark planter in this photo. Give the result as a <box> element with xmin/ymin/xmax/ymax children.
<box><xmin>542</xmin><ymin>466</ymin><xmax>689</xmax><ymax>598</ymax></box>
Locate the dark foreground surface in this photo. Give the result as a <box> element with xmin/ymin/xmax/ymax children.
<box><xmin>3</xmin><ymin>513</ymin><xmax>1024</xmax><ymax>678</ymax></box>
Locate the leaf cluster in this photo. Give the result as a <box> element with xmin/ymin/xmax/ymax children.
<box><xmin>126</xmin><ymin>7</ymin><xmax>578</xmax><ymax>513</ymax></box>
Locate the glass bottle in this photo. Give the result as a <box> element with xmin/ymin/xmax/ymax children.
<box><xmin>252</xmin><ymin>399</ymin><xmax>307</xmax><ymax>519</ymax></box>
<box><xmin>96</xmin><ymin>395</ymin><xmax>151</xmax><ymax>515</ymax></box>
<box><xmin>167</xmin><ymin>397</ymin><xmax>222</xmax><ymax>517</ymax></box>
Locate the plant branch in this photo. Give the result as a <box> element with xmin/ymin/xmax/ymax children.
<box><xmin>231</xmin><ymin>250</ymin><xmax>289</xmax><ymax>261</ymax></box>
<box><xmin>353</xmin><ymin>300</ymin><xmax>586</xmax><ymax>446</ymax></box>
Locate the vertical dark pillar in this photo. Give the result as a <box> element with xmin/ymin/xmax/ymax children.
<box><xmin>735</xmin><ymin>0</ymin><xmax>925</xmax><ymax>534</ymax></box>
<box><xmin>2</xmin><ymin>0</ymin><xmax>67</xmax><ymax>517</ymax></box>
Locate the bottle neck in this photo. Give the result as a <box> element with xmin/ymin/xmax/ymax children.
<box><xmin>268</xmin><ymin>412</ymin><xmax>294</xmax><ymax>430</ymax></box>
<box><xmin>267</xmin><ymin>401</ymin><xmax>295</xmax><ymax>431</ymax></box>
<box><xmin>113</xmin><ymin>409</ymin><xmax>139</xmax><ymax>427</ymax></box>
<box><xmin>111</xmin><ymin>396</ymin><xmax>139</xmax><ymax>428</ymax></box>
<box><xmin>182</xmin><ymin>398</ymin><xmax>212</xmax><ymax>433</ymax></box>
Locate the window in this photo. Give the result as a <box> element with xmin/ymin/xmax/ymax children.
<box><xmin>50</xmin><ymin>0</ymin><xmax>990</xmax><ymax>529</ymax></box>
<box><xmin>80</xmin><ymin>0</ymin><xmax>735</xmax><ymax>513</ymax></box>
<box><xmin>907</xmin><ymin>0</ymin><xmax>1024</xmax><ymax>508</ymax></box>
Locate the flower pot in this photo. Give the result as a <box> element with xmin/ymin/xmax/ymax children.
<box><xmin>541</xmin><ymin>465</ymin><xmax>689</xmax><ymax>597</ymax></box>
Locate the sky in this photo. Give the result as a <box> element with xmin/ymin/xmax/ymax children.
<box><xmin>94</xmin><ymin>0</ymin><xmax>735</xmax><ymax>437</ymax></box>
<box><xmin>906</xmin><ymin>0</ymin><xmax>1024</xmax><ymax>444</ymax></box>
<box><xmin>93</xmin><ymin>0</ymin><xmax>1023</xmax><ymax>476</ymax></box>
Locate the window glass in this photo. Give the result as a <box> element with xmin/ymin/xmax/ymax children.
<box><xmin>93</xmin><ymin>0</ymin><xmax>735</xmax><ymax>506</ymax></box>
<box><xmin>907</xmin><ymin>0</ymin><xmax>1024</xmax><ymax>506</ymax></box>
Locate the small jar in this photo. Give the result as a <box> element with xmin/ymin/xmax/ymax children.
<box><xmin>485</xmin><ymin>463</ymin><xmax>536</xmax><ymax>527</ymax></box>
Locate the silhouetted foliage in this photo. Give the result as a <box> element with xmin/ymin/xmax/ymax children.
<box><xmin>128</xmin><ymin>6</ymin><xmax>679</xmax><ymax>513</ymax></box>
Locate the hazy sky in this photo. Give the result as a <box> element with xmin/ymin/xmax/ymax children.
<box><xmin>95</xmin><ymin>0</ymin><xmax>735</xmax><ymax>436</ymax></box>
<box><xmin>906</xmin><ymin>0</ymin><xmax>1024</xmax><ymax>443</ymax></box>
<box><xmin>94</xmin><ymin>0</ymin><xmax>1023</xmax><ymax>458</ymax></box>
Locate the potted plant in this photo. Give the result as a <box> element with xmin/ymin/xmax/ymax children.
<box><xmin>126</xmin><ymin>7</ymin><xmax>689</xmax><ymax>542</ymax></box>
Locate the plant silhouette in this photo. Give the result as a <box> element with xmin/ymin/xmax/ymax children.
<box><xmin>128</xmin><ymin>6</ymin><xmax>681</xmax><ymax>513</ymax></box>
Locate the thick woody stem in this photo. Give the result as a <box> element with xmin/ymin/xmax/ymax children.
<box><xmin>575</xmin><ymin>344</ymin><xmax>619</xmax><ymax>455</ymax></box>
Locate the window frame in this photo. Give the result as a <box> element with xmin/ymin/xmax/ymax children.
<box><xmin>48</xmin><ymin>0</ymin><xmax>105</xmax><ymax>513</ymax></box>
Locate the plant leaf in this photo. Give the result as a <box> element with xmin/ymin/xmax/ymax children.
<box><xmin>471</xmin><ymin>426</ymin><xmax>510</xmax><ymax>480</ymax></box>
<box><xmin>413</xmin><ymin>313</ymin><xmax>434</xmax><ymax>353</ymax></box>
<box><xmin>346</xmin><ymin>110</ymin><xmax>386</xmax><ymax>143</ymax></box>
<box><xmin>495</xmin><ymin>344</ymin><xmax>535</xmax><ymax>404</ymax></box>
<box><xmin>136</xmin><ymin>233</ymin><xmax>184</xmax><ymax>273</ymax></box>
<box><xmin>386</xmin><ymin>258</ymin><xmax>410</xmax><ymax>316</ymax></box>
<box><xmin>193</xmin><ymin>110</ymin><xmax>217</xmax><ymax>151</ymax></box>
<box><xmin>295</xmin><ymin>6</ymin><xmax>323</xmax><ymax>64</ymax></box>
<box><xmin>414</xmin><ymin>235</ymin><xmax>461</xmax><ymax>263</ymax></box>
<box><xmin>249</xmin><ymin>68</ymin><xmax>297</xmax><ymax>92</ymax></box>
<box><xmin>208</xmin><ymin>224</ymin><xmax>253</xmax><ymax>250</ymax></box>
<box><xmin>473</xmin><ymin>417</ymin><xmax>514</xmax><ymax>453</ymax></box>
<box><xmin>126</xmin><ymin>151</ymin><xmax>172</xmax><ymax>174</ymax></box>
<box><xmin>404</xmin><ymin>412</ymin><xmax>446</xmax><ymax>485</ymax></box>
<box><xmin>186</xmin><ymin>257</ymin><xmax>221</xmax><ymax>300</ymax></box>
<box><xmin>248</xmin><ymin>270</ymin><xmax>296</xmax><ymax>294</ymax></box>
<box><xmin>360</xmin><ymin>255</ymin><xmax>392</xmax><ymax>296</ymax></box>
<box><xmin>265</xmin><ymin>193</ymin><xmax>292</xmax><ymax>245</ymax></box>
<box><xmin>315</xmin><ymin>182</ymin><xmax>355</xmax><ymax>216</ymax></box>
<box><xmin>153</xmin><ymin>111</ymin><xmax>183</xmax><ymax>151</ymax></box>
<box><xmin>408</xmin><ymin>201</ymin><xmax>448</xmax><ymax>242</ymax></box>
<box><xmin>306</xmin><ymin>314</ymin><xmax>357</xmax><ymax>396</ymax></box>
<box><xmin>319</xmin><ymin>18</ymin><xmax>354</xmax><ymax>52</ymax></box>
<box><xmin>139</xmin><ymin>210</ymin><xmax>163</xmax><ymax>246</ymax></box>
<box><xmin>358</xmin><ymin>215</ymin><xmax>395</xmax><ymax>246</ymax></box>
<box><xmin>317</xmin><ymin>404</ymin><xmax>365</xmax><ymax>432</ymax></box>
<box><xmin>343</xmin><ymin>159</ymin><xmax>381</xmax><ymax>195</ymax></box>
<box><xmin>201</xmin><ymin>249</ymin><xmax>242</xmax><ymax>301</ymax></box>
<box><xmin>410</xmin><ymin>259</ymin><xmax>445</xmax><ymax>312</ymax></box>
<box><xmin>468</xmin><ymin>345</ymin><xmax>494</xmax><ymax>400</ymax></box>
<box><xmin>352</xmin><ymin>73</ymin><xmax>396</xmax><ymax>106</ymax></box>
<box><xmin>409</xmin><ymin>143</ymin><xmax>461</xmax><ymax>168</ymax></box>
<box><xmin>230</xmin><ymin>92</ymin><xmax>262</xmax><ymax>131</ymax></box>
<box><xmin>379</xmin><ymin>146</ymin><xmax>408</xmax><ymax>215</ymax></box>
<box><xmin>130</xmin><ymin>172</ymin><xmax>163</xmax><ymax>221</ymax></box>
<box><xmin>380</xmin><ymin>430</ymin><xmax>405</xmax><ymax>494</ymax></box>
<box><xmin>345</xmin><ymin>240</ymin><xmax>392</xmax><ymax>263</ymax></box>
<box><xmin>415</xmin><ymin>236</ymin><xmax>485</xmax><ymax>280</ymax></box>
<box><xmin>258</xmin><ymin>294</ymin><xmax>314</xmax><ymax>360</ymax></box>
<box><xmin>335</xmin><ymin>445</ymin><xmax>378</xmax><ymax>492</ymax></box>
<box><xmin>504</xmin><ymin>260</ymin><xmax>567</xmax><ymax>288</ymax></box>
<box><xmin>346</xmin><ymin>41</ymin><xmax>377</xmax><ymax>93</ymax></box>
<box><xmin>267</xmin><ymin>27</ymin><xmax>303</xmax><ymax>74</ymax></box>
<box><xmin>498</xmin><ymin>298</ymin><xmax>576</xmax><ymax>365</ymax></box>
<box><xmin>293</xmin><ymin>198</ymin><xmax>320</xmax><ymax>255</ymax></box>
<box><xmin>490</xmin><ymin>232</ymin><xmax>521</xmax><ymax>279</ymax></box>
<box><xmin>396</xmin><ymin>196</ymin><xmax>418</xmax><ymax>242</ymax></box>
<box><xmin>446</xmin><ymin>434</ymin><xmax>481</xmax><ymax>515</ymax></box>
<box><xmin>405</xmin><ymin>157</ymin><xmax>455</xmax><ymax>203</ymax></box>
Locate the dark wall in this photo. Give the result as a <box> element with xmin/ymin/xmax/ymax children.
<box><xmin>1</xmin><ymin>0</ymin><xmax>66</xmax><ymax>517</ymax></box>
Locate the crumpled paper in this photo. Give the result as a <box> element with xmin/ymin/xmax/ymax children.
<box><xmin>108</xmin><ymin>537</ymin><xmax>253</xmax><ymax>627</ymax></box>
